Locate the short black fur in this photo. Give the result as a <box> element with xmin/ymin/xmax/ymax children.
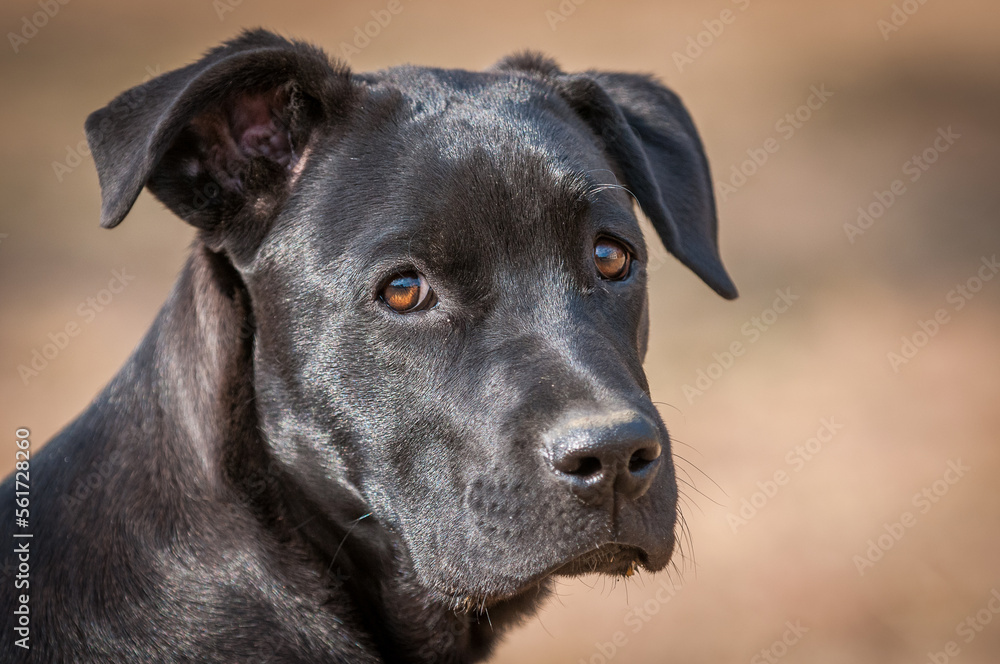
<box><xmin>1</xmin><ymin>30</ymin><xmax>736</xmax><ymax>663</ymax></box>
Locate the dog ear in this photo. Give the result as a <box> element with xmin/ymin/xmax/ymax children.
<box><xmin>556</xmin><ymin>72</ymin><xmax>737</xmax><ymax>299</ymax></box>
<box><xmin>85</xmin><ymin>29</ymin><xmax>354</xmax><ymax>251</ymax></box>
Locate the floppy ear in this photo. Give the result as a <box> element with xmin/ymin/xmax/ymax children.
<box><xmin>85</xmin><ymin>29</ymin><xmax>354</xmax><ymax>253</ymax></box>
<box><xmin>556</xmin><ymin>72</ymin><xmax>737</xmax><ymax>299</ymax></box>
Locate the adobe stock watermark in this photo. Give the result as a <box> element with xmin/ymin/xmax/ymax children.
<box><xmin>545</xmin><ymin>0</ymin><xmax>589</xmax><ymax>31</ymax></box>
<box><xmin>877</xmin><ymin>0</ymin><xmax>931</xmax><ymax>41</ymax></box>
<box><xmin>852</xmin><ymin>458</ymin><xmax>969</xmax><ymax>575</ymax></box>
<box><xmin>843</xmin><ymin>126</ymin><xmax>960</xmax><ymax>243</ymax></box>
<box><xmin>750</xmin><ymin>620</ymin><xmax>809</xmax><ymax>664</ymax></box>
<box><xmin>727</xmin><ymin>417</ymin><xmax>845</xmax><ymax>534</ymax></box>
<box><xmin>886</xmin><ymin>254</ymin><xmax>997</xmax><ymax>373</ymax></box>
<box><xmin>681</xmin><ymin>287</ymin><xmax>799</xmax><ymax>404</ymax></box>
<box><xmin>213</xmin><ymin>0</ymin><xmax>244</xmax><ymax>21</ymax></box>
<box><xmin>671</xmin><ymin>0</ymin><xmax>751</xmax><ymax>72</ymax></box>
<box><xmin>12</xmin><ymin>427</ymin><xmax>32</xmax><ymax>650</ymax></box>
<box><xmin>715</xmin><ymin>84</ymin><xmax>833</xmax><ymax>203</ymax></box>
<box><xmin>927</xmin><ymin>588</ymin><xmax>1000</xmax><ymax>663</ymax></box>
<box><xmin>53</xmin><ymin>65</ymin><xmax>162</xmax><ymax>183</ymax></box>
<box><xmin>337</xmin><ymin>0</ymin><xmax>404</xmax><ymax>61</ymax></box>
<box><xmin>17</xmin><ymin>268</ymin><xmax>135</xmax><ymax>385</ymax></box>
<box><xmin>576</xmin><ymin>577</ymin><xmax>684</xmax><ymax>664</ymax></box>
<box><xmin>7</xmin><ymin>0</ymin><xmax>71</xmax><ymax>54</ymax></box>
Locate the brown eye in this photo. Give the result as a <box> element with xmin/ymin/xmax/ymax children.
<box><xmin>594</xmin><ymin>238</ymin><xmax>631</xmax><ymax>280</ymax></box>
<box><xmin>381</xmin><ymin>271</ymin><xmax>435</xmax><ymax>313</ymax></box>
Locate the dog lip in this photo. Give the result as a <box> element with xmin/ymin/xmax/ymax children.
<box><xmin>442</xmin><ymin>542</ymin><xmax>661</xmax><ymax>610</ymax></box>
<box><xmin>550</xmin><ymin>542</ymin><xmax>650</xmax><ymax>578</ymax></box>
<box><xmin>547</xmin><ymin>528</ymin><xmax>677</xmax><ymax>579</ymax></box>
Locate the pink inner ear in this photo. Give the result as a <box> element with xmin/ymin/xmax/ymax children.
<box><xmin>230</xmin><ymin>90</ymin><xmax>296</xmax><ymax>169</ymax></box>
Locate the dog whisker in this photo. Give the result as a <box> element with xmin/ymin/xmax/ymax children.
<box><xmin>652</xmin><ymin>400</ymin><xmax>685</xmax><ymax>417</ymax></box>
<box><xmin>326</xmin><ymin>512</ymin><xmax>371</xmax><ymax>575</ymax></box>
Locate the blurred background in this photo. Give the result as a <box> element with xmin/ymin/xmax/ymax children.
<box><xmin>2</xmin><ymin>0</ymin><xmax>998</xmax><ymax>661</ymax></box>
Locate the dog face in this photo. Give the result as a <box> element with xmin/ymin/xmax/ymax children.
<box><xmin>250</xmin><ymin>67</ymin><xmax>672</xmax><ymax>605</ymax></box>
<box><xmin>86</xmin><ymin>31</ymin><xmax>736</xmax><ymax>610</ymax></box>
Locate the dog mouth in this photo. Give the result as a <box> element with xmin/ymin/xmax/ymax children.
<box><xmin>442</xmin><ymin>542</ymin><xmax>660</xmax><ymax>613</ymax></box>
<box><xmin>551</xmin><ymin>542</ymin><xmax>649</xmax><ymax>578</ymax></box>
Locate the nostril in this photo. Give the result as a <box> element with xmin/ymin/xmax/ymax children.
<box><xmin>563</xmin><ymin>455</ymin><xmax>603</xmax><ymax>478</ymax></box>
<box><xmin>628</xmin><ymin>447</ymin><xmax>659</xmax><ymax>474</ymax></box>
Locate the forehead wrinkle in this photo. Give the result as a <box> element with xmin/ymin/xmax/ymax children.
<box><xmin>423</xmin><ymin>151</ymin><xmax>590</xmax><ymax>254</ymax></box>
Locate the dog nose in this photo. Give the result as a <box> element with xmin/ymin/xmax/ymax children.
<box><xmin>545</xmin><ymin>410</ymin><xmax>662</xmax><ymax>505</ymax></box>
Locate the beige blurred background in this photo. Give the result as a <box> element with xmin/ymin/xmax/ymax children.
<box><xmin>2</xmin><ymin>0</ymin><xmax>999</xmax><ymax>662</ymax></box>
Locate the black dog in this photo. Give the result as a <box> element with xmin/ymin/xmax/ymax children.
<box><xmin>1</xmin><ymin>30</ymin><xmax>735</xmax><ymax>663</ymax></box>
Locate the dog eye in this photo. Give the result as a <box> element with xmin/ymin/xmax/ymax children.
<box><xmin>380</xmin><ymin>271</ymin><xmax>436</xmax><ymax>313</ymax></box>
<box><xmin>594</xmin><ymin>238</ymin><xmax>631</xmax><ymax>280</ymax></box>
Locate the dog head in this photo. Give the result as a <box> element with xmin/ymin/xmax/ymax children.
<box><xmin>87</xmin><ymin>30</ymin><xmax>735</xmax><ymax>611</ymax></box>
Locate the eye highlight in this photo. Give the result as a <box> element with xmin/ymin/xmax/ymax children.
<box><xmin>380</xmin><ymin>271</ymin><xmax>436</xmax><ymax>313</ymax></box>
<box><xmin>594</xmin><ymin>237</ymin><xmax>632</xmax><ymax>281</ymax></box>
